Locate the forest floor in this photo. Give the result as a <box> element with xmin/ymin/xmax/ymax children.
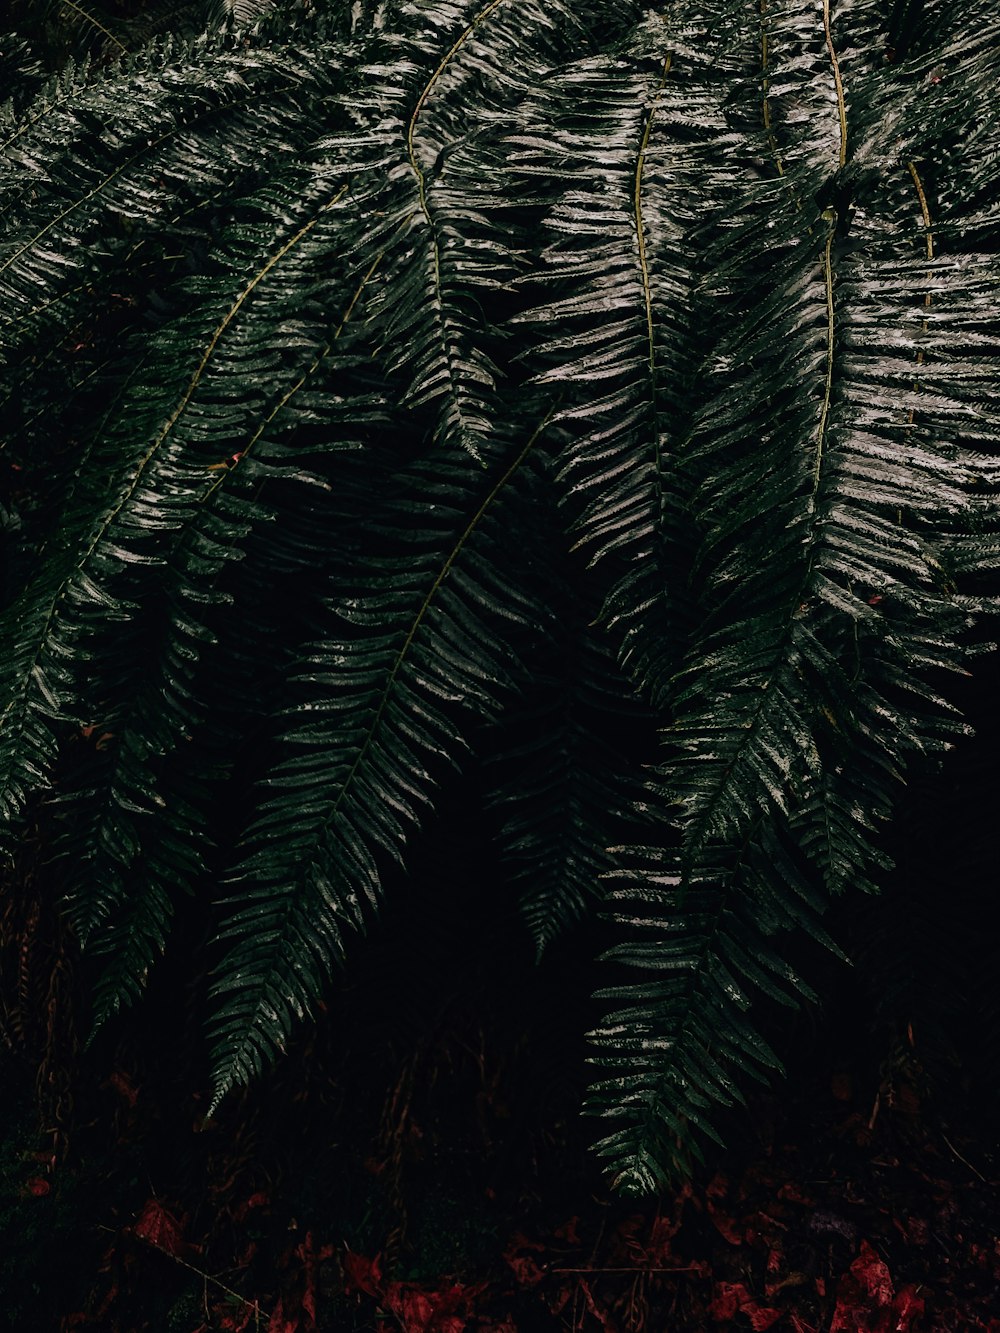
<box><xmin>3</xmin><ymin>770</ymin><xmax>998</xmax><ymax>1332</ymax></box>
<box><xmin>3</xmin><ymin>1001</ymin><xmax>1000</xmax><ymax>1333</ymax></box>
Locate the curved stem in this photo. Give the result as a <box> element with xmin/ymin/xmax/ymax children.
<box><xmin>822</xmin><ymin>0</ymin><xmax>848</xmax><ymax>167</ymax></box>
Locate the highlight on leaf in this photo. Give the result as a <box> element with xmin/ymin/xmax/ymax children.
<box><xmin>0</xmin><ymin>0</ymin><xmax>997</xmax><ymax>1192</ymax></box>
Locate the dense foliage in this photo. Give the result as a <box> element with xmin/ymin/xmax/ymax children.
<box><xmin>1</xmin><ymin>0</ymin><xmax>997</xmax><ymax>1194</ymax></box>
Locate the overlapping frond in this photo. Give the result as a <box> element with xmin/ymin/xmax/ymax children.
<box><xmin>583</xmin><ymin>0</ymin><xmax>1000</xmax><ymax>1187</ymax></box>
<box><xmin>207</xmin><ymin>426</ymin><xmax>546</xmax><ymax>1102</ymax></box>
<box><xmin>46</xmin><ymin>170</ymin><xmax>391</xmax><ymax>1027</ymax></box>
<box><xmin>0</xmin><ymin>40</ymin><xmax>353</xmax><ymax>833</ymax></box>
<box><xmin>345</xmin><ymin>0</ymin><xmax>581</xmax><ymax>458</ymax></box>
<box><xmin>511</xmin><ymin>10</ymin><xmax>739</xmax><ymax>709</ymax></box>
<box><xmin>0</xmin><ymin>0</ymin><xmax>997</xmax><ymax>1192</ymax></box>
<box><xmin>485</xmin><ymin>586</ymin><xmax>649</xmax><ymax>959</ymax></box>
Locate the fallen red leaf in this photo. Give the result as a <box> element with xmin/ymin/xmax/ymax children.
<box><xmin>708</xmin><ymin>1281</ymin><xmax>743</xmax><ymax>1320</ymax></box>
<box><xmin>503</xmin><ymin>1235</ymin><xmax>546</xmax><ymax>1288</ymax></box>
<box><xmin>217</xmin><ymin>1306</ymin><xmax>255</xmax><ymax>1333</ymax></box>
<box><xmin>342</xmin><ymin>1248</ymin><xmax>382</xmax><ymax>1298</ymax></box>
<box><xmin>830</xmin><ymin>1239</ymin><xmax>915</xmax><ymax>1333</ymax></box>
<box><xmin>387</xmin><ymin>1288</ymin><xmax>434</xmax><ymax>1332</ymax></box>
<box><xmin>297</xmin><ymin>1231</ymin><xmax>335</xmax><ymax>1327</ymax></box>
<box><xmin>576</xmin><ymin>1277</ymin><xmax>615</xmax><ymax>1332</ymax></box>
<box><xmin>891</xmin><ymin>1285</ymin><xmax>925</xmax><ymax>1331</ymax></box>
<box><xmin>132</xmin><ymin>1197</ymin><xmax>185</xmax><ymax>1256</ymax></box>
<box><xmin>267</xmin><ymin>1295</ymin><xmax>295</xmax><ymax>1333</ymax></box>
<box><xmin>747</xmin><ymin>1305</ymin><xmax>783</xmax><ymax>1331</ymax></box>
<box><xmin>383</xmin><ymin>1280</ymin><xmax>483</xmax><ymax>1333</ymax></box>
<box><xmin>709</xmin><ymin>1281</ymin><xmax>781</xmax><ymax>1329</ymax></box>
<box><xmin>851</xmin><ymin>1240</ymin><xmax>894</xmax><ymax>1306</ymax></box>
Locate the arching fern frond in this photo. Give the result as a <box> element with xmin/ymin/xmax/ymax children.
<box><xmin>43</xmin><ymin>163</ymin><xmax>390</xmax><ymax>1029</ymax></box>
<box><xmin>511</xmin><ymin>9</ymin><xmax>736</xmax><ymax>710</ymax></box>
<box><xmin>1</xmin><ymin>0</ymin><xmax>997</xmax><ymax>1194</ymax></box>
<box><xmin>347</xmin><ymin>0</ymin><xmax>581</xmax><ymax>458</ymax></box>
<box><xmin>484</xmin><ymin>570</ymin><xmax>650</xmax><ymax>959</ymax></box>
<box><xmin>207</xmin><ymin>423</ymin><xmax>547</xmax><ymax>1103</ymax></box>
<box><xmin>0</xmin><ymin>37</ymin><xmax>354</xmax><ymax>838</ymax></box>
<box><xmin>582</xmin><ymin>0</ymin><xmax>1000</xmax><ymax>1187</ymax></box>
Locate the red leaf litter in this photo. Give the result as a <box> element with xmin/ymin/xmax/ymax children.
<box><xmin>132</xmin><ymin>1197</ymin><xmax>186</xmax><ymax>1257</ymax></box>
<box><xmin>709</xmin><ymin>1280</ymin><xmax>782</xmax><ymax>1328</ymax></box>
<box><xmin>342</xmin><ymin>1247</ymin><xmax>383</xmax><ymax>1298</ymax></box>
<box><xmin>383</xmin><ymin>1281</ymin><xmax>485</xmax><ymax>1333</ymax></box>
<box><xmin>50</xmin><ymin>1045</ymin><xmax>1000</xmax><ymax>1331</ymax></box>
<box><xmin>503</xmin><ymin>1233</ymin><xmax>548</xmax><ymax>1288</ymax></box>
<box><xmin>830</xmin><ymin>1241</ymin><xmax>925</xmax><ymax>1332</ymax></box>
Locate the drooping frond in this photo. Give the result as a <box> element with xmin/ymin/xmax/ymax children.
<box><xmin>44</xmin><ymin>165</ymin><xmax>391</xmax><ymax>1029</ymax></box>
<box><xmin>1</xmin><ymin>0</ymin><xmax>997</xmax><ymax>1193</ymax></box>
<box><xmin>206</xmin><ymin>423</ymin><xmax>547</xmax><ymax>1103</ymax></box>
<box><xmin>583</xmin><ymin>0</ymin><xmax>1000</xmax><ymax>1187</ymax></box>
<box><xmin>0</xmin><ymin>33</ymin><xmax>354</xmax><ymax>837</ymax></box>
<box><xmin>511</xmin><ymin>9</ymin><xmax>740</xmax><ymax>710</ymax></box>
<box><xmin>0</xmin><ymin>0</ymin><xmax>598</xmax><ymax>1076</ymax></box>
<box><xmin>589</xmin><ymin>823</ymin><xmax>836</xmax><ymax>1193</ymax></box>
<box><xmin>484</xmin><ymin>559</ymin><xmax>650</xmax><ymax>958</ymax></box>
<box><xmin>347</xmin><ymin>0</ymin><xmax>583</xmax><ymax>458</ymax></box>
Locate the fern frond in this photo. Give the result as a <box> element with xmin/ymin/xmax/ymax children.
<box><xmin>206</xmin><ymin>0</ymin><xmax>281</xmax><ymax>26</ymax></box>
<box><xmin>485</xmin><ymin>587</ymin><xmax>649</xmax><ymax>959</ymax></box>
<box><xmin>585</xmin><ymin>0</ymin><xmax>1000</xmax><ymax>1187</ymax></box>
<box><xmin>511</xmin><ymin>11</ymin><xmax>737</xmax><ymax>708</ymax></box>
<box><xmin>40</xmin><ymin>155</ymin><xmax>396</xmax><ymax>1026</ymax></box>
<box><xmin>1</xmin><ymin>0</ymin><xmax>997</xmax><ymax>1196</ymax></box>
<box><xmin>344</xmin><ymin>0</ymin><xmax>581</xmax><ymax>458</ymax></box>
<box><xmin>0</xmin><ymin>35</ymin><xmax>344</xmax><ymax>354</ymax></box>
<box><xmin>206</xmin><ymin>422</ymin><xmax>547</xmax><ymax>1106</ymax></box>
<box><xmin>0</xmin><ymin>34</ymin><xmax>46</xmax><ymax>114</ymax></box>
<box><xmin>589</xmin><ymin>824</ymin><xmax>832</xmax><ymax>1193</ymax></box>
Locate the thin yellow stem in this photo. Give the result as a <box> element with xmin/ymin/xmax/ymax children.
<box><xmin>822</xmin><ymin>0</ymin><xmax>848</xmax><ymax>168</ymax></box>
<box><xmin>760</xmin><ymin>1</ymin><xmax>784</xmax><ymax>176</ymax></box>
<box><xmin>634</xmin><ymin>56</ymin><xmax>672</xmax><ymax>527</ymax></box>
<box><xmin>908</xmin><ymin>160</ymin><xmax>934</xmax><ymax>262</ymax></box>
<box><xmin>130</xmin><ymin>1228</ymin><xmax>268</xmax><ymax>1324</ymax></box>
<box><xmin>402</xmin><ymin>0</ymin><xmax>506</xmax><ymax>441</ymax></box>
<box><xmin>59</xmin><ymin>0</ymin><xmax>127</xmax><ymax>54</ymax></box>
<box><xmin>906</xmin><ymin>161</ymin><xmax>934</xmax><ymax>423</ymax></box>
<box><xmin>812</xmin><ymin>215</ymin><xmax>837</xmax><ymax>508</ymax></box>
<box><xmin>405</xmin><ymin>0</ymin><xmax>506</xmax><ymax>211</ymax></box>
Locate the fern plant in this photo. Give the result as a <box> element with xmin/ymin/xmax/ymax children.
<box><xmin>0</xmin><ymin>0</ymin><xmax>997</xmax><ymax>1193</ymax></box>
